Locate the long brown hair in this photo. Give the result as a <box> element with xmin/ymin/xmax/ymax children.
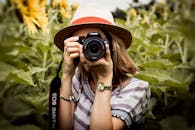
<box><xmin>78</xmin><ymin>31</ymin><xmax>137</xmax><ymax>87</ymax></box>
<box><xmin>109</xmin><ymin>32</ymin><xmax>137</xmax><ymax>86</ymax></box>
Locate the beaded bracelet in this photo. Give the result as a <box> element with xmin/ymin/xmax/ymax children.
<box><xmin>60</xmin><ymin>94</ymin><xmax>75</xmax><ymax>102</ymax></box>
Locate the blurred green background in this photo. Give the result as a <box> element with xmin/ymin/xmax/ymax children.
<box><xmin>0</xmin><ymin>0</ymin><xmax>195</xmax><ymax>130</ymax></box>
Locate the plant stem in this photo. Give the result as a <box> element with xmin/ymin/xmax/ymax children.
<box><xmin>176</xmin><ymin>40</ymin><xmax>186</xmax><ymax>63</ymax></box>
<box><xmin>164</xmin><ymin>34</ymin><xmax>173</xmax><ymax>55</ymax></box>
<box><xmin>42</xmin><ymin>32</ymin><xmax>50</xmax><ymax>81</ymax></box>
<box><xmin>164</xmin><ymin>34</ymin><xmax>169</xmax><ymax>55</ymax></box>
<box><xmin>183</xmin><ymin>40</ymin><xmax>187</xmax><ymax>64</ymax></box>
<box><xmin>42</xmin><ymin>51</ymin><xmax>48</xmax><ymax>80</ymax></box>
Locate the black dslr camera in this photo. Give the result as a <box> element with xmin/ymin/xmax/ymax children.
<box><xmin>77</xmin><ymin>32</ymin><xmax>110</xmax><ymax>61</ymax></box>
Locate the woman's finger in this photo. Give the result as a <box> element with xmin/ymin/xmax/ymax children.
<box><xmin>64</xmin><ymin>36</ymin><xmax>79</xmax><ymax>43</ymax></box>
<box><xmin>64</xmin><ymin>36</ymin><xmax>79</xmax><ymax>51</ymax></box>
<box><xmin>66</xmin><ymin>47</ymin><xmax>80</xmax><ymax>54</ymax></box>
<box><xmin>104</xmin><ymin>43</ymin><xmax>111</xmax><ymax>61</ymax></box>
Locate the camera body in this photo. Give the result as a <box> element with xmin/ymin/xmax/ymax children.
<box><xmin>77</xmin><ymin>32</ymin><xmax>109</xmax><ymax>61</ymax></box>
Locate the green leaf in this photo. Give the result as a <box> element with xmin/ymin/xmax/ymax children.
<box><xmin>10</xmin><ymin>69</ymin><xmax>35</xmax><ymax>86</ymax></box>
<box><xmin>150</xmin><ymin>84</ymin><xmax>165</xmax><ymax>99</ymax></box>
<box><xmin>16</xmin><ymin>93</ymin><xmax>49</xmax><ymax>113</ymax></box>
<box><xmin>1</xmin><ymin>125</ymin><xmax>41</xmax><ymax>130</ymax></box>
<box><xmin>189</xmin><ymin>56</ymin><xmax>195</xmax><ymax>70</ymax></box>
<box><xmin>145</xmin><ymin>97</ymin><xmax>157</xmax><ymax>119</ymax></box>
<box><xmin>2</xmin><ymin>97</ymin><xmax>34</xmax><ymax>119</ymax></box>
<box><xmin>0</xmin><ymin>62</ymin><xmax>16</xmax><ymax>81</ymax></box>
<box><xmin>29</xmin><ymin>67</ymin><xmax>47</xmax><ymax>74</ymax></box>
<box><xmin>139</xmin><ymin>59</ymin><xmax>175</xmax><ymax>69</ymax></box>
<box><xmin>135</xmin><ymin>68</ymin><xmax>192</xmax><ymax>88</ymax></box>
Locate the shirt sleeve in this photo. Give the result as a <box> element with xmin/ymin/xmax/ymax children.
<box><xmin>111</xmin><ymin>78</ymin><xmax>150</xmax><ymax>128</ymax></box>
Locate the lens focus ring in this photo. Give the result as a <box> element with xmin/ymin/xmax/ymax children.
<box><xmin>83</xmin><ymin>37</ymin><xmax>105</xmax><ymax>61</ymax></box>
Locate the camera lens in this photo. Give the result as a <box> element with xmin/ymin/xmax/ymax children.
<box><xmin>83</xmin><ymin>38</ymin><xmax>105</xmax><ymax>61</ymax></box>
<box><xmin>89</xmin><ymin>42</ymin><xmax>100</xmax><ymax>53</ymax></box>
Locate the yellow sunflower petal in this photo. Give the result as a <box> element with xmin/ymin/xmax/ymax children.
<box><xmin>11</xmin><ymin>0</ymin><xmax>49</xmax><ymax>33</ymax></box>
<box><xmin>60</xmin><ymin>8</ymin><xmax>71</xmax><ymax>19</ymax></box>
<box><xmin>39</xmin><ymin>0</ymin><xmax>47</xmax><ymax>8</ymax></box>
<box><xmin>72</xmin><ymin>2</ymin><xmax>79</xmax><ymax>12</ymax></box>
<box><xmin>20</xmin><ymin>5</ymin><xmax>28</xmax><ymax>15</ymax></box>
<box><xmin>130</xmin><ymin>8</ymin><xmax>137</xmax><ymax>17</ymax></box>
<box><xmin>60</xmin><ymin>0</ymin><xmax>68</xmax><ymax>9</ymax></box>
<box><xmin>23</xmin><ymin>15</ymin><xmax>38</xmax><ymax>33</ymax></box>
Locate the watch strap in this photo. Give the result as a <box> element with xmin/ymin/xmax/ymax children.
<box><xmin>97</xmin><ymin>82</ymin><xmax>112</xmax><ymax>91</ymax></box>
<box><xmin>104</xmin><ymin>86</ymin><xmax>112</xmax><ymax>90</ymax></box>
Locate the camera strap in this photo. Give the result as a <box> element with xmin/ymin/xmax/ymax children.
<box><xmin>49</xmin><ymin>56</ymin><xmax>63</xmax><ymax>130</ymax></box>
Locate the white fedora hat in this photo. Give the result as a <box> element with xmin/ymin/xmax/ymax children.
<box><xmin>54</xmin><ymin>4</ymin><xmax>132</xmax><ymax>51</ymax></box>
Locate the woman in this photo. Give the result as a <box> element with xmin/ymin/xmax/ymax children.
<box><xmin>54</xmin><ymin>4</ymin><xmax>150</xmax><ymax>130</ymax></box>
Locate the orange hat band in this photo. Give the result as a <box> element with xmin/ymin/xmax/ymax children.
<box><xmin>71</xmin><ymin>16</ymin><xmax>113</xmax><ymax>25</ymax></box>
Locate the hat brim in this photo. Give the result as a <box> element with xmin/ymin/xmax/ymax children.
<box><xmin>54</xmin><ymin>23</ymin><xmax>132</xmax><ymax>51</ymax></box>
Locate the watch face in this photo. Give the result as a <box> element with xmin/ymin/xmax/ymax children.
<box><xmin>97</xmin><ymin>82</ymin><xmax>112</xmax><ymax>91</ymax></box>
<box><xmin>97</xmin><ymin>83</ymin><xmax>104</xmax><ymax>91</ymax></box>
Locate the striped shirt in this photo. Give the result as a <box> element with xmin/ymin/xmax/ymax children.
<box><xmin>72</xmin><ymin>71</ymin><xmax>150</xmax><ymax>130</ymax></box>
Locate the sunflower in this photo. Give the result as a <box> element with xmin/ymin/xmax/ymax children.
<box><xmin>129</xmin><ymin>8</ymin><xmax>137</xmax><ymax>17</ymax></box>
<box><xmin>52</xmin><ymin>0</ymin><xmax>61</xmax><ymax>9</ymax></box>
<box><xmin>72</xmin><ymin>2</ymin><xmax>79</xmax><ymax>12</ymax></box>
<box><xmin>52</xmin><ymin>0</ymin><xmax>76</xmax><ymax>19</ymax></box>
<box><xmin>60</xmin><ymin>0</ymin><xmax>71</xmax><ymax>19</ymax></box>
<box><xmin>11</xmin><ymin>0</ymin><xmax>49</xmax><ymax>34</ymax></box>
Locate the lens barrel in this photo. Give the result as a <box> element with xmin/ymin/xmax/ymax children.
<box><xmin>83</xmin><ymin>37</ymin><xmax>105</xmax><ymax>61</ymax></box>
<box><xmin>76</xmin><ymin>32</ymin><xmax>107</xmax><ymax>61</ymax></box>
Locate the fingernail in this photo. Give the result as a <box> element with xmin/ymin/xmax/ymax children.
<box><xmin>74</xmin><ymin>36</ymin><xmax>79</xmax><ymax>40</ymax></box>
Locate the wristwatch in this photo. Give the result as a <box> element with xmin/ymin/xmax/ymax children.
<box><xmin>96</xmin><ymin>82</ymin><xmax>112</xmax><ymax>91</ymax></box>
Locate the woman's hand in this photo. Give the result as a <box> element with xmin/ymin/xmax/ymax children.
<box><xmin>63</xmin><ymin>36</ymin><xmax>81</xmax><ymax>76</ymax></box>
<box><xmin>60</xmin><ymin>36</ymin><xmax>80</xmax><ymax>130</ymax></box>
<box><xmin>80</xmin><ymin>43</ymin><xmax>113</xmax><ymax>82</ymax></box>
